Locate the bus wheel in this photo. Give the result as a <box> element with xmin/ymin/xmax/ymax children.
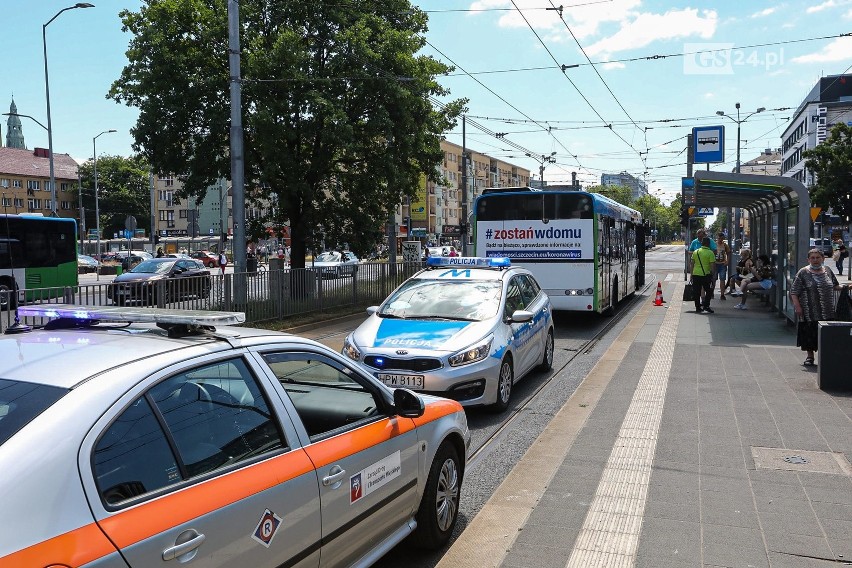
<box><xmin>0</xmin><ymin>279</ymin><xmax>17</xmax><ymax>310</ymax></box>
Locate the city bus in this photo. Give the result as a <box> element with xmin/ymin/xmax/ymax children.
<box><xmin>0</xmin><ymin>214</ymin><xmax>78</xmax><ymax>309</ymax></box>
<box><xmin>474</xmin><ymin>187</ymin><xmax>645</xmax><ymax>313</ymax></box>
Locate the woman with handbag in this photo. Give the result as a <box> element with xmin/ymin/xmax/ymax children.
<box><xmin>790</xmin><ymin>249</ymin><xmax>850</xmax><ymax>367</ymax></box>
<box><xmin>714</xmin><ymin>233</ymin><xmax>731</xmax><ymax>300</ymax></box>
<box><xmin>727</xmin><ymin>249</ymin><xmax>753</xmax><ymax>296</ymax></box>
<box><xmin>734</xmin><ymin>255</ymin><xmax>775</xmax><ymax>310</ymax></box>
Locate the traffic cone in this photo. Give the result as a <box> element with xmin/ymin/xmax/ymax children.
<box><xmin>654</xmin><ymin>282</ymin><xmax>665</xmax><ymax>306</ymax></box>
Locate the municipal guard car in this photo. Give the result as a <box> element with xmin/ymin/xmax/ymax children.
<box><xmin>343</xmin><ymin>257</ymin><xmax>554</xmax><ymax>411</ymax></box>
<box><xmin>0</xmin><ymin>305</ymin><xmax>469</xmax><ymax>568</ymax></box>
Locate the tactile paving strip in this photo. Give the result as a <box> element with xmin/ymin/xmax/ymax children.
<box><xmin>565</xmin><ymin>284</ymin><xmax>683</xmax><ymax>568</ymax></box>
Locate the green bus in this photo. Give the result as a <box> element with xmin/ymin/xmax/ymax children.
<box><xmin>1</xmin><ymin>214</ymin><xmax>78</xmax><ymax>309</ymax></box>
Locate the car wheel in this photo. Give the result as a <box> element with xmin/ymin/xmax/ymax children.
<box><xmin>412</xmin><ymin>442</ymin><xmax>461</xmax><ymax>550</ymax></box>
<box><xmin>208</xmin><ymin>261</ymin><xmax>215</xmax><ymax>268</ymax></box>
<box><xmin>492</xmin><ymin>356</ymin><xmax>513</xmax><ymax>412</ymax></box>
<box><xmin>0</xmin><ymin>279</ymin><xmax>17</xmax><ymax>311</ymax></box>
<box><xmin>538</xmin><ymin>328</ymin><xmax>554</xmax><ymax>371</ymax></box>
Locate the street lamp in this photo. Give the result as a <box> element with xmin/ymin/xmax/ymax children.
<box><xmin>716</xmin><ymin>103</ymin><xmax>765</xmax><ymax>247</ymax></box>
<box><xmin>93</xmin><ymin>129</ymin><xmax>116</xmax><ymax>280</ymax></box>
<box><xmin>44</xmin><ymin>3</ymin><xmax>95</xmax><ymax>216</ymax></box>
<box><xmin>526</xmin><ymin>152</ymin><xmax>557</xmax><ymax>187</ymax></box>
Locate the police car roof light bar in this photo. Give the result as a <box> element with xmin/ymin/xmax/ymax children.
<box><xmin>16</xmin><ymin>304</ymin><xmax>246</xmax><ymax>326</ymax></box>
<box><xmin>426</xmin><ymin>256</ymin><xmax>511</xmax><ymax>269</ymax></box>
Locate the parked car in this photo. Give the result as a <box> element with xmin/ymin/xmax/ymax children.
<box><xmin>809</xmin><ymin>237</ymin><xmax>834</xmax><ymax>257</ymax></box>
<box><xmin>107</xmin><ymin>258</ymin><xmax>211</xmax><ymax>305</ymax></box>
<box><xmin>0</xmin><ymin>304</ymin><xmax>469</xmax><ymax>567</ymax></box>
<box><xmin>343</xmin><ymin>256</ymin><xmax>554</xmax><ymax>411</ymax></box>
<box><xmin>191</xmin><ymin>250</ymin><xmax>220</xmax><ymax>268</ymax></box>
<box><xmin>77</xmin><ymin>254</ymin><xmax>100</xmax><ymax>268</ymax></box>
<box><xmin>166</xmin><ymin>252</ymin><xmax>193</xmax><ymax>260</ymax></box>
<box><xmin>313</xmin><ymin>251</ymin><xmax>360</xmax><ymax>278</ymax></box>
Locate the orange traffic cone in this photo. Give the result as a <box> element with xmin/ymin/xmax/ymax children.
<box><xmin>654</xmin><ymin>282</ymin><xmax>665</xmax><ymax>306</ymax></box>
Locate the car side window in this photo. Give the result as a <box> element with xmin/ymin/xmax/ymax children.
<box><xmin>518</xmin><ymin>275</ymin><xmax>539</xmax><ymax>306</ymax></box>
<box><xmin>262</xmin><ymin>352</ymin><xmax>383</xmax><ymax>442</ymax></box>
<box><xmin>93</xmin><ymin>358</ymin><xmax>286</xmax><ymax>506</ymax></box>
<box><xmin>504</xmin><ymin>276</ymin><xmax>525</xmax><ymax>318</ymax></box>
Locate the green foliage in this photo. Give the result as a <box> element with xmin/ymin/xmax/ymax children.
<box><xmin>587</xmin><ymin>184</ymin><xmax>633</xmax><ymax>207</ymax></box>
<box><xmin>109</xmin><ymin>0</ymin><xmax>464</xmax><ymax>265</ymax></box>
<box><xmin>804</xmin><ymin>123</ymin><xmax>852</xmax><ymax>215</ymax></box>
<box><xmin>75</xmin><ymin>155</ymin><xmax>152</xmax><ymax>239</ymax></box>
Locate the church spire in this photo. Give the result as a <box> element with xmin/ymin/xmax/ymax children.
<box><xmin>5</xmin><ymin>98</ymin><xmax>26</xmax><ymax>149</ymax></box>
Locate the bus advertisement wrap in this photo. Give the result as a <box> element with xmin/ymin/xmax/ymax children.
<box><xmin>476</xmin><ymin>220</ymin><xmax>594</xmax><ymax>260</ymax></box>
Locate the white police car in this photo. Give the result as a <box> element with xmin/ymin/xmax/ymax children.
<box><xmin>343</xmin><ymin>257</ymin><xmax>554</xmax><ymax>411</ymax></box>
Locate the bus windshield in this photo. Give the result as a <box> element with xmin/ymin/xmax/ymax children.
<box><xmin>475</xmin><ymin>193</ymin><xmax>593</xmax><ymax>222</ymax></box>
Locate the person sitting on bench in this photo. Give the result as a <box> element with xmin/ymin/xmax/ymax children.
<box><xmin>734</xmin><ymin>254</ymin><xmax>775</xmax><ymax>310</ymax></box>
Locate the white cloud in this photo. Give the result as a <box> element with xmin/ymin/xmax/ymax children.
<box><xmin>750</xmin><ymin>7</ymin><xmax>776</xmax><ymax>17</ymax></box>
<box><xmin>844</xmin><ymin>7</ymin><xmax>852</xmax><ymax>17</ymax></box>
<box><xmin>807</xmin><ymin>0</ymin><xmax>837</xmax><ymax>13</ymax></box>
<box><xmin>601</xmin><ymin>61</ymin><xmax>626</xmax><ymax>70</ymax></box>
<box><xmin>703</xmin><ymin>92</ymin><xmax>715</xmax><ymax>99</ymax></box>
<box><xmin>476</xmin><ymin>0</ymin><xmax>643</xmax><ymax>40</ymax></box>
<box><xmin>584</xmin><ymin>9</ymin><xmax>718</xmax><ymax>57</ymax></box>
<box><xmin>791</xmin><ymin>36</ymin><xmax>852</xmax><ymax>63</ymax></box>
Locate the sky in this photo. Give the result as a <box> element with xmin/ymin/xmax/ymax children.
<box><xmin>2</xmin><ymin>0</ymin><xmax>851</xmax><ymax>206</ymax></box>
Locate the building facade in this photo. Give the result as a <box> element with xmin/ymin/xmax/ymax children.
<box><xmin>0</xmin><ymin>147</ymin><xmax>79</xmax><ymax>218</ymax></box>
<box><xmin>780</xmin><ymin>74</ymin><xmax>852</xmax><ymax>186</ymax></box>
<box><xmin>601</xmin><ymin>171</ymin><xmax>647</xmax><ymax>200</ymax></box>
<box><xmin>152</xmin><ymin>175</ymin><xmax>235</xmax><ymax>239</ymax></box>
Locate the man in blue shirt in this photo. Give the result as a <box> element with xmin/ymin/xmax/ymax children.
<box><xmin>688</xmin><ymin>228</ymin><xmax>717</xmax><ymax>253</ymax></box>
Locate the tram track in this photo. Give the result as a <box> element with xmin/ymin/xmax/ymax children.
<box><xmin>465</xmin><ymin>276</ymin><xmax>658</xmax><ymax>470</ymax></box>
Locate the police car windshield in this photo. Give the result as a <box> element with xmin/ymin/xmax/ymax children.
<box><xmin>380</xmin><ymin>279</ymin><xmax>502</xmax><ymax>321</ymax></box>
<box><xmin>0</xmin><ymin>379</ymin><xmax>68</xmax><ymax>447</ymax></box>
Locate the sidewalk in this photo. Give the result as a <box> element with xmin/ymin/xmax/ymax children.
<box><xmin>440</xmin><ymin>279</ymin><xmax>852</xmax><ymax>568</ymax></box>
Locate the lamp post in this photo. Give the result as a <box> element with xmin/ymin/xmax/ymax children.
<box><xmin>716</xmin><ymin>103</ymin><xmax>765</xmax><ymax>248</ymax></box>
<box><xmin>44</xmin><ymin>3</ymin><xmax>95</xmax><ymax>216</ymax></box>
<box><xmin>526</xmin><ymin>152</ymin><xmax>557</xmax><ymax>187</ymax></box>
<box><xmin>93</xmin><ymin>129</ymin><xmax>116</xmax><ymax>280</ymax></box>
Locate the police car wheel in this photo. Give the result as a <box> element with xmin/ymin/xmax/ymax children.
<box><xmin>0</xmin><ymin>280</ymin><xmax>17</xmax><ymax>310</ymax></box>
<box><xmin>492</xmin><ymin>356</ymin><xmax>513</xmax><ymax>412</ymax></box>
<box><xmin>538</xmin><ymin>328</ymin><xmax>554</xmax><ymax>371</ymax></box>
<box><xmin>413</xmin><ymin>442</ymin><xmax>461</xmax><ymax>549</ymax></box>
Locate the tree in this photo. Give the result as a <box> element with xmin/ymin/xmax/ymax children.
<box><xmin>75</xmin><ymin>154</ymin><xmax>152</xmax><ymax>240</ymax></box>
<box><xmin>109</xmin><ymin>0</ymin><xmax>464</xmax><ymax>266</ymax></box>
<box><xmin>804</xmin><ymin>123</ymin><xmax>852</xmax><ymax>217</ymax></box>
<box><xmin>587</xmin><ymin>184</ymin><xmax>633</xmax><ymax>207</ymax></box>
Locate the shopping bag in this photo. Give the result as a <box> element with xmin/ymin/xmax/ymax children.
<box><xmin>682</xmin><ymin>283</ymin><xmax>694</xmax><ymax>301</ymax></box>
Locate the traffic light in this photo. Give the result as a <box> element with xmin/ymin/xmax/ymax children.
<box><xmin>680</xmin><ymin>207</ymin><xmax>690</xmax><ymax>226</ymax></box>
<box><xmin>153</xmin><ymin>234</ymin><xmax>160</xmax><ymax>244</ymax></box>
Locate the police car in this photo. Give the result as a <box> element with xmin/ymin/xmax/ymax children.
<box><xmin>343</xmin><ymin>257</ymin><xmax>554</xmax><ymax>411</ymax></box>
<box><xmin>0</xmin><ymin>305</ymin><xmax>469</xmax><ymax>567</ymax></box>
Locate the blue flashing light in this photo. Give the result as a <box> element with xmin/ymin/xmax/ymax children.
<box><xmin>426</xmin><ymin>256</ymin><xmax>511</xmax><ymax>268</ymax></box>
<box><xmin>16</xmin><ymin>304</ymin><xmax>246</xmax><ymax>326</ymax></box>
<box><xmin>375</xmin><ymin>357</ymin><xmax>385</xmax><ymax>368</ymax></box>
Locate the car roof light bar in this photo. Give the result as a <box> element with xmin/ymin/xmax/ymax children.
<box><xmin>426</xmin><ymin>256</ymin><xmax>511</xmax><ymax>268</ymax></box>
<box><xmin>16</xmin><ymin>304</ymin><xmax>246</xmax><ymax>326</ymax></box>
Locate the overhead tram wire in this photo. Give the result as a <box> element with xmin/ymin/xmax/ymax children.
<box><xmin>507</xmin><ymin>0</ymin><xmax>646</xmax><ymax>170</ymax></box>
<box><xmin>424</xmin><ymin>42</ymin><xmax>593</xmax><ymax>178</ymax></box>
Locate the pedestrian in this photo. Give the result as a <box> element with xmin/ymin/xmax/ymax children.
<box><xmin>789</xmin><ymin>249</ymin><xmax>850</xmax><ymax>367</ymax></box>
<box><xmin>277</xmin><ymin>246</ymin><xmax>285</xmax><ymax>260</ymax></box>
<box><xmin>690</xmin><ymin>236</ymin><xmax>716</xmax><ymax>313</ymax></box>
<box><xmin>688</xmin><ymin>228</ymin><xmax>718</xmax><ymax>254</ymax></box>
<box><xmin>218</xmin><ymin>250</ymin><xmax>227</xmax><ymax>275</ymax></box>
<box><xmin>835</xmin><ymin>244</ymin><xmax>847</xmax><ymax>275</ymax></box>
<box><xmin>734</xmin><ymin>254</ymin><xmax>775</xmax><ymax>310</ymax></box>
<box><xmin>155</xmin><ymin>247</ymin><xmax>164</xmax><ymax>258</ymax></box>
<box><xmin>259</xmin><ymin>244</ymin><xmax>267</xmax><ymax>262</ymax></box>
<box><xmin>714</xmin><ymin>233</ymin><xmax>730</xmax><ymax>300</ymax></box>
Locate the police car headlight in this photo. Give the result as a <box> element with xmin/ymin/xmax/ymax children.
<box><xmin>449</xmin><ymin>336</ymin><xmax>493</xmax><ymax>367</ymax></box>
<box><xmin>342</xmin><ymin>336</ymin><xmax>361</xmax><ymax>361</ymax></box>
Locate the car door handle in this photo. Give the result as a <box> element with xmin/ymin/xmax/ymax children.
<box><xmin>162</xmin><ymin>533</ymin><xmax>205</xmax><ymax>561</ymax></box>
<box><xmin>323</xmin><ymin>465</ymin><xmax>347</xmax><ymax>486</ymax></box>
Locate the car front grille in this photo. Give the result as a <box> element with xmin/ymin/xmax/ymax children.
<box><xmin>363</xmin><ymin>356</ymin><xmax>442</xmax><ymax>372</ymax></box>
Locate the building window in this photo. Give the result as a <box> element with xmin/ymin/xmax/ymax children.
<box><xmin>179</xmin><ymin>210</ymin><xmax>188</xmax><ymax>219</ymax></box>
<box><xmin>0</xmin><ymin>179</ymin><xmax>8</xmax><ymax>188</ymax></box>
<box><xmin>161</xmin><ymin>175</ymin><xmax>174</xmax><ymax>187</ymax></box>
<box><xmin>44</xmin><ymin>201</ymin><xmax>52</xmax><ymax>210</ymax></box>
<box><xmin>27</xmin><ymin>180</ymin><xmax>41</xmax><ymax>191</ymax></box>
<box><xmin>1</xmin><ymin>197</ymin><xmax>10</xmax><ymax>207</ymax></box>
<box><xmin>61</xmin><ymin>201</ymin><xmax>71</xmax><ymax>210</ymax></box>
<box><xmin>28</xmin><ymin>198</ymin><xmax>42</xmax><ymax>210</ymax></box>
<box><xmin>60</xmin><ymin>183</ymin><xmax>70</xmax><ymax>192</ymax></box>
<box><xmin>12</xmin><ymin>180</ymin><xmax>22</xmax><ymax>188</ymax></box>
<box><xmin>14</xmin><ymin>198</ymin><xmax>23</xmax><ymax>208</ymax></box>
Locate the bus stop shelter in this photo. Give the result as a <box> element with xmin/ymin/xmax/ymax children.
<box><xmin>692</xmin><ymin>171</ymin><xmax>811</xmax><ymax>322</ymax></box>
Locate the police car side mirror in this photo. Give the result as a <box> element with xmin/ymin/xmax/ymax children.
<box><xmin>366</xmin><ymin>306</ymin><xmax>379</xmax><ymax>315</ymax></box>
<box><xmin>509</xmin><ymin>309</ymin><xmax>534</xmax><ymax>323</ymax></box>
<box><xmin>394</xmin><ymin>388</ymin><xmax>425</xmax><ymax>418</ymax></box>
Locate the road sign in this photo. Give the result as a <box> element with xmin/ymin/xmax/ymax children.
<box><xmin>697</xmin><ymin>207</ymin><xmax>714</xmax><ymax>216</ymax></box>
<box><xmin>125</xmin><ymin>215</ymin><xmax>138</xmax><ymax>231</ymax></box>
<box><xmin>692</xmin><ymin>126</ymin><xmax>725</xmax><ymax>163</ymax></box>
<box><xmin>401</xmin><ymin>241</ymin><xmax>421</xmax><ymax>263</ymax></box>
<box><xmin>810</xmin><ymin>207</ymin><xmax>822</xmax><ymax>222</ymax></box>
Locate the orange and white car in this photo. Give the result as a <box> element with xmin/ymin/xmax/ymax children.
<box><xmin>0</xmin><ymin>305</ymin><xmax>469</xmax><ymax>568</ymax></box>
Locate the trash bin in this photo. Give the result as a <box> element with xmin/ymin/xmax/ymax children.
<box><xmin>115</xmin><ymin>265</ymin><xmax>123</xmax><ymax>276</ymax></box>
<box><xmin>246</xmin><ymin>256</ymin><xmax>258</xmax><ymax>274</ymax></box>
<box><xmin>817</xmin><ymin>321</ymin><xmax>852</xmax><ymax>390</ymax></box>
